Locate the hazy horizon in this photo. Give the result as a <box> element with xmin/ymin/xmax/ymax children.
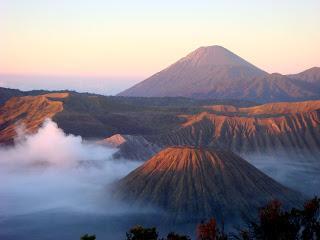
<box><xmin>1</xmin><ymin>2</ymin><xmax>320</xmax><ymax>239</ymax></box>
<box><xmin>0</xmin><ymin>73</ymin><xmax>141</xmax><ymax>95</ymax></box>
<box><xmin>1</xmin><ymin>0</ymin><xmax>320</xmax><ymax>94</ymax></box>
<box><xmin>1</xmin><ymin>63</ymin><xmax>319</xmax><ymax>96</ymax></box>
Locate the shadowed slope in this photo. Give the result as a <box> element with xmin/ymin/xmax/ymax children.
<box><xmin>0</xmin><ymin>87</ymin><xmax>25</xmax><ymax>106</ymax></box>
<box><xmin>99</xmin><ymin>134</ymin><xmax>161</xmax><ymax>161</ymax></box>
<box><xmin>114</xmin><ymin>147</ymin><xmax>303</xmax><ymax>223</ymax></box>
<box><xmin>288</xmin><ymin>67</ymin><xmax>320</xmax><ymax>84</ymax></box>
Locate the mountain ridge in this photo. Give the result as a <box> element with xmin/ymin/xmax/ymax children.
<box><xmin>105</xmin><ymin>99</ymin><xmax>320</xmax><ymax>160</ymax></box>
<box><xmin>0</xmin><ymin>93</ymin><xmax>69</xmax><ymax>144</ymax></box>
<box><xmin>118</xmin><ymin>46</ymin><xmax>320</xmax><ymax>102</ymax></box>
<box><xmin>288</xmin><ymin>67</ymin><xmax>320</xmax><ymax>84</ymax></box>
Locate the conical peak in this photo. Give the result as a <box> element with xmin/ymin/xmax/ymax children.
<box><xmin>141</xmin><ymin>146</ymin><xmax>231</xmax><ymax>173</ymax></box>
<box><xmin>180</xmin><ymin>45</ymin><xmax>256</xmax><ymax>68</ymax></box>
<box><xmin>114</xmin><ymin>146</ymin><xmax>303</xmax><ymax>223</ymax></box>
<box><xmin>158</xmin><ymin>146</ymin><xmax>221</xmax><ymax>157</ymax></box>
<box><xmin>118</xmin><ymin>45</ymin><xmax>268</xmax><ymax>98</ymax></box>
<box><xmin>193</xmin><ymin>45</ymin><xmax>228</xmax><ymax>53</ymax></box>
<box><xmin>153</xmin><ymin>146</ymin><xmax>213</xmax><ymax>157</ymax></box>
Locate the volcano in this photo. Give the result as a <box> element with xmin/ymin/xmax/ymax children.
<box><xmin>118</xmin><ymin>45</ymin><xmax>266</xmax><ymax>98</ymax></box>
<box><xmin>118</xmin><ymin>46</ymin><xmax>320</xmax><ymax>102</ymax></box>
<box><xmin>113</xmin><ymin>146</ymin><xmax>303</xmax><ymax>222</ymax></box>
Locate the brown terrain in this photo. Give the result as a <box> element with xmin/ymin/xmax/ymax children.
<box><xmin>159</xmin><ymin>101</ymin><xmax>320</xmax><ymax>152</ymax></box>
<box><xmin>109</xmin><ymin>100</ymin><xmax>320</xmax><ymax>161</ymax></box>
<box><xmin>0</xmin><ymin>89</ymin><xmax>255</xmax><ymax>144</ymax></box>
<box><xmin>206</xmin><ymin>100</ymin><xmax>320</xmax><ymax>115</ymax></box>
<box><xmin>113</xmin><ymin>146</ymin><xmax>303</xmax><ymax>223</ymax></box>
<box><xmin>0</xmin><ymin>88</ymin><xmax>319</xmax><ymax>223</ymax></box>
<box><xmin>0</xmin><ymin>93</ymin><xmax>69</xmax><ymax>144</ymax></box>
<box><xmin>1</xmin><ymin>90</ymin><xmax>319</xmax><ymax>163</ymax></box>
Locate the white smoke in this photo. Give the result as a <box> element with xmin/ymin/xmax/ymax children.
<box><xmin>0</xmin><ymin>119</ymin><xmax>142</xmax><ymax>216</ymax></box>
<box><xmin>3</xmin><ymin>119</ymin><xmax>112</xmax><ymax>168</ymax></box>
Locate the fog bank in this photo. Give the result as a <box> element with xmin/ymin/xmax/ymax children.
<box><xmin>0</xmin><ymin>119</ymin><xmax>142</xmax><ymax>217</ymax></box>
<box><xmin>244</xmin><ymin>153</ymin><xmax>320</xmax><ymax>196</ymax></box>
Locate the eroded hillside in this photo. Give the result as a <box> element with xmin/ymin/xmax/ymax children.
<box><xmin>146</xmin><ymin>100</ymin><xmax>320</xmax><ymax>155</ymax></box>
<box><xmin>0</xmin><ymin>93</ymin><xmax>69</xmax><ymax>144</ymax></box>
<box><xmin>113</xmin><ymin>147</ymin><xmax>303</xmax><ymax>222</ymax></box>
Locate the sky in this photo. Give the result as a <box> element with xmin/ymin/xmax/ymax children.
<box><xmin>0</xmin><ymin>0</ymin><xmax>319</xmax><ymax>94</ymax></box>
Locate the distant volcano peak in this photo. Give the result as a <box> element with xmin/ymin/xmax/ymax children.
<box><xmin>181</xmin><ymin>45</ymin><xmax>256</xmax><ymax>68</ymax></box>
<box><xmin>118</xmin><ymin>45</ymin><xmax>268</xmax><ymax>98</ymax></box>
<box><xmin>118</xmin><ymin>45</ymin><xmax>320</xmax><ymax>101</ymax></box>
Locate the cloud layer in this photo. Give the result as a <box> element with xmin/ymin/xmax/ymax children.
<box><xmin>0</xmin><ymin>119</ymin><xmax>141</xmax><ymax>216</ymax></box>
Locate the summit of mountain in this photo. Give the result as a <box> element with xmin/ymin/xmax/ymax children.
<box><xmin>118</xmin><ymin>45</ymin><xmax>268</xmax><ymax>99</ymax></box>
<box><xmin>118</xmin><ymin>46</ymin><xmax>320</xmax><ymax>102</ymax></box>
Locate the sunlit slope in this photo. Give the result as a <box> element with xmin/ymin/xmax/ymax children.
<box><xmin>113</xmin><ymin>147</ymin><xmax>303</xmax><ymax>222</ymax></box>
<box><xmin>0</xmin><ymin>93</ymin><xmax>68</xmax><ymax>144</ymax></box>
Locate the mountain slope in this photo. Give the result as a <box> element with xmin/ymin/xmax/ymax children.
<box><xmin>0</xmin><ymin>87</ymin><xmax>68</xmax><ymax>106</ymax></box>
<box><xmin>288</xmin><ymin>67</ymin><xmax>320</xmax><ymax>84</ymax></box>
<box><xmin>107</xmin><ymin>100</ymin><xmax>320</xmax><ymax>162</ymax></box>
<box><xmin>148</xmin><ymin>100</ymin><xmax>320</xmax><ymax>156</ymax></box>
<box><xmin>118</xmin><ymin>46</ymin><xmax>320</xmax><ymax>102</ymax></box>
<box><xmin>118</xmin><ymin>45</ymin><xmax>267</xmax><ymax>98</ymax></box>
<box><xmin>214</xmin><ymin>99</ymin><xmax>320</xmax><ymax>115</ymax></box>
<box><xmin>0</xmin><ymin>87</ymin><xmax>25</xmax><ymax>106</ymax></box>
<box><xmin>202</xmin><ymin>73</ymin><xmax>319</xmax><ymax>102</ymax></box>
<box><xmin>113</xmin><ymin>147</ymin><xmax>303</xmax><ymax>222</ymax></box>
<box><xmin>99</xmin><ymin>134</ymin><xmax>161</xmax><ymax>161</ymax></box>
<box><xmin>0</xmin><ymin>93</ymin><xmax>69</xmax><ymax>144</ymax></box>
<box><xmin>0</xmin><ymin>89</ymin><xmax>256</xmax><ymax>144</ymax></box>
<box><xmin>1</xmin><ymin>89</ymin><xmax>319</xmax><ymax>163</ymax></box>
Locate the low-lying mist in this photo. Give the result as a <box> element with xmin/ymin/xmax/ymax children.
<box><xmin>0</xmin><ymin>119</ymin><xmax>142</xmax><ymax>217</ymax></box>
<box><xmin>244</xmin><ymin>152</ymin><xmax>320</xmax><ymax>197</ymax></box>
